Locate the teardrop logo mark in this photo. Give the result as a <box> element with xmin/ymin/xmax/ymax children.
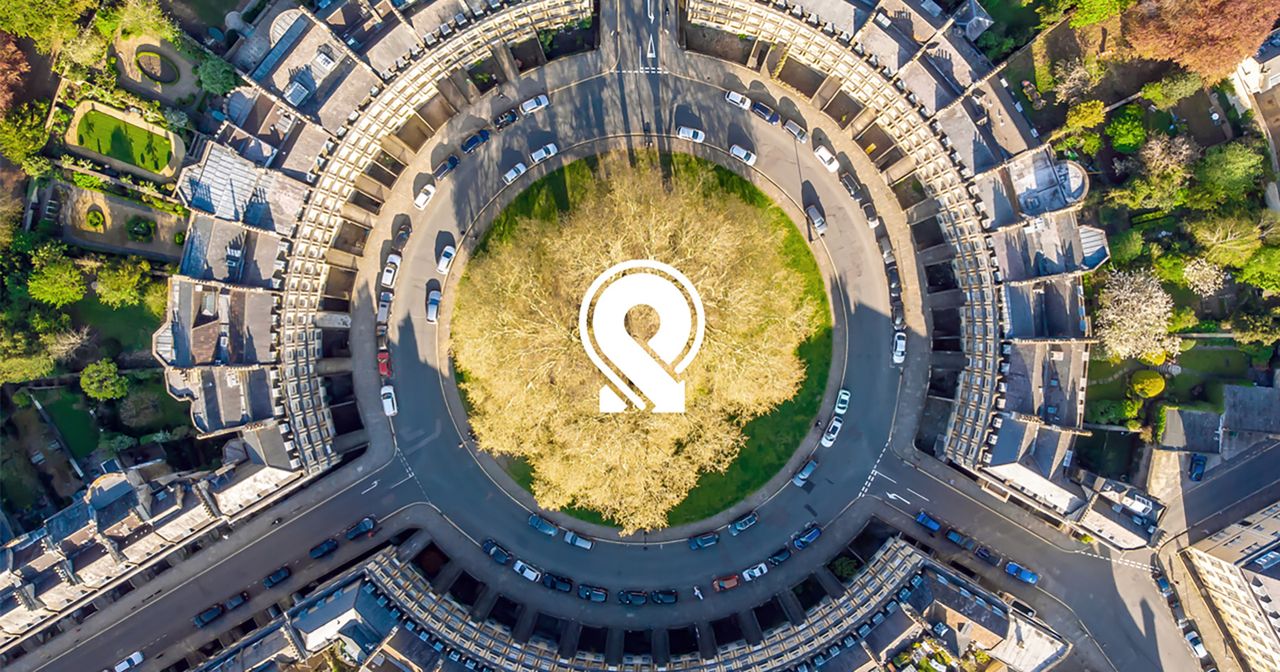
<box><xmin>579</xmin><ymin>260</ymin><xmax>705</xmax><ymax>413</ymax></box>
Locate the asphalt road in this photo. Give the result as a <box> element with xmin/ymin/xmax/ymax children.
<box><xmin>16</xmin><ymin>2</ymin><xmax>1237</xmax><ymax>671</ymax></box>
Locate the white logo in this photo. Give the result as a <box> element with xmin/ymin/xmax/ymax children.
<box><xmin>579</xmin><ymin>260</ymin><xmax>705</xmax><ymax>413</ymax></box>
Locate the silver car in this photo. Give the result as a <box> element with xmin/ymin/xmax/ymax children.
<box><xmin>426</xmin><ymin>290</ymin><xmax>442</xmax><ymax>323</ymax></box>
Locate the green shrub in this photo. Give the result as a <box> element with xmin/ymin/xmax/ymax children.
<box><xmin>1086</xmin><ymin>398</ymin><xmax>1143</xmax><ymax>424</ymax></box>
<box><xmin>85</xmin><ymin>209</ymin><xmax>105</xmax><ymax>229</ymax></box>
<box><xmin>1130</xmin><ymin>370</ymin><xmax>1166</xmax><ymax>398</ymax></box>
<box><xmin>126</xmin><ymin>216</ymin><xmax>155</xmax><ymax>242</ymax></box>
<box><xmin>1110</xmin><ymin>228</ymin><xmax>1144</xmax><ymax>266</ymax></box>
<box><xmin>1106</xmin><ymin>104</ymin><xmax>1147</xmax><ymax>154</ymax></box>
<box><xmin>72</xmin><ymin>172</ymin><xmax>105</xmax><ymax>191</ymax></box>
<box><xmin>173</xmin><ymin>230</ymin><xmax>185</xmax><ymax>245</ymax></box>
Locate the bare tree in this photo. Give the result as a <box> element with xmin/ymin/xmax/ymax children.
<box><xmin>1096</xmin><ymin>269</ymin><xmax>1179</xmax><ymax>361</ymax></box>
<box><xmin>45</xmin><ymin>326</ymin><xmax>91</xmax><ymax>363</ymax></box>
<box><xmin>1183</xmin><ymin>258</ymin><xmax>1224</xmax><ymax>297</ymax></box>
<box><xmin>451</xmin><ymin>154</ymin><xmax>823</xmax><ymax>532</ymax></box>
<box><xmin>1052</xmin><ymin>57</ymin><xmax>1101</xmax><ymax>105</ymax></box>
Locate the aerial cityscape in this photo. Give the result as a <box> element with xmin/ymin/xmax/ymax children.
<box><xmin>0</xmin><ymin>0</ymin><xmax>1278</xmax><ymax>671</ymax></box>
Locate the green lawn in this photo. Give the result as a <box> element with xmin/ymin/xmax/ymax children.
<box><xmin>75</xmin><ymin>110</ymin><xmax>172</xmax><ymax>173</ymax></box>
<box><xmin>483</xmin><ymin>152</ymin><xmax>832</xmax><ymax>528</ymax></box>
<box><xmin>36</xmin><ymin>388</ymin><xmax>99</xmax><ymax>458</ymax></box>
<box><xmin>70</xmin><ymin>292</ymin><xmax>163</xmax><ymax>353</ymax></box>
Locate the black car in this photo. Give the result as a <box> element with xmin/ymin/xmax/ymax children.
<box><xmin>460</xmin><ymin>129</ymin><xmax>491</xmax><ymax>154</ymax></box>
<box><xmin>493</xmin><ymin>108</ymin><xmax>519</xmax><ymax>130</ymax></box>
<box><xmin>886</xmin><ymin>266</ymin><xmax>901</xmax><ymax>297</ymax></box>
<box><xmin>687</xmin><ymin>531</ymin><xmax>719</xmax><ymax>550</ymax></box>
<box><xmin>223</xmin><ymin>591</ymin><xmax>250</xmax><ymax>612</ymax></box>
<box><xmin>482</xmin><ymin>539</ymin><xmax>511</xmax><ymax>565</ymax></box>
<box><xmin>838</xmin><ymin>172</ymin><xmax>866</xmax><ymax>202</ymax></box>
<box><xmin>541</xmin><ymin>573</ymin><xmax>573</xmax><ymax>592</ymax></box>
<box><xmin>750</xmin><ymin>101</ymin><xmax>780</xmax><ymax>124</ymax></box>
<box><xmin>618</xmin><ymin>590</ymin><xmax>648</xmax><ymax>606</ymax></box>
<box><xmin>344</xmin><ymin>516</ymin><xmax>377</xmax><ymax>540</ymax></box>
<box><xmin>309</xmin><ymin>538</ymin><xmax>339</xmax><ymax>560</ymax></box>
<box><xmin>262</xmin><ymin>566</ymin><xmax>291</xmax><ymax>589</ymax></box>
<box><xmin>649</xmin><ymin>589</ymin><xmax>678</xmax><ymax>605</ymax></box>
<box><xmin>767</xmin><ymin>546</ymin><xmax>792</xmax><ymax>566</ymax></box>
<box><xmin>433</xmin><ymin>154</ymin><xmax>460</xmax><ymax>180</ymax></box>
<box><xmin>391</xmin><ymin>222</ymin><xmax>412</xmax><ymax>252</ymax></box>
<box><xmin>192</xmin><ymin>604</ymin><xmax>225</xmax><ymax>629</ymax></box>
<box><xmin>577</xmin><ymin>584</ymin><xmax>608</xmax><ymax>602</ymax></box>
<box><xmin>891</xmin><ymin>301</ymin><xmax>905</xmax><ymax>329</ymax></box>
<box><xmin>974</xmin><ymin>546</ymin><xmax>1001</xmax><ymax>566</ymax></box>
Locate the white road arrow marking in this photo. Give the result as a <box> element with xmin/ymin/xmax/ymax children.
<box><xmin>360</xmin><ymin>480</ymin><xmax>380</xmax><ymax>495</ymax></box>
<box><xmin>647</xmin><ymin>0</ymin><xmax>654</xmax><ymax>22</ymax></box>
<box><xmin>886</xmin><ymin>492</ymin><xmax>911</xmax><ymax>505</ymax></box>
<box><xmin>647</xmin><ymin>36</ymin><xmax>656</xmax><ymax>59</ymax></box>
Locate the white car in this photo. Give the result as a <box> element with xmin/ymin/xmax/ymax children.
<box><xmin>413</xmin><ymin>183</ymin><xmax>436</xmax><ymax>209</ymax></box>
<box><xmin>730</xmin><ymin>144</ymin><xmax>757</xmax><ymax>166</ymax></box>
<box><xmin>113</xmin><ymin>652</ymin><xmax>144</xmax><ymax>672</ymax></box>
<box><xmin>820</xmin><ymin>416</ymin><xmax>843</xmax><ymax>447</ymax></box>
<box><xmin>725</xmin><ymin>90</ymin><xmax>751</xmax><ymax>110</ymax></box>
<box><xmin>519</xmin><ymin>94</ymin><xmax>550</xmax><ymax>115</ymax></box>
<box><xmin>503</xmin><ymin>162</ymin><xmax>528</xmax><ymax>185</ymax></box>
<box><xmin>783</xmin><ymin>118</ymin><xmax>808</xmax><ymax>143</ymax></box>
<box><xmin>742</xmin><ymin>562</ymin><xmax>769</xmax><ymax>582</ymax></box>
<box><xmin>513</xmin><ymin>560</ymin><xmax>542</xmax><ymax>582</ymax></box>
<box><xmin>529</xmin><ymin>142</ymin><xmax>559</xmax><ymax>164</ymax></box>
<box><xmin>813</xmin><ymin>144</ymin><xmax>839</xmax><ymax>173</ymax></box>
<box><xmin>380</xmin><ymin>385</ymin><xmax>398</xmax><ymax>416</ymax></box>
<box><xmin>436</xmin><ymin>245</ymin><xmax>456</xmax><ymax>274</ymax></box>
<box><xmin>892</xmin><ymin>331</ymin><xmax>907</xmax><ymax>365</ymax></box>
<box><xmin>426</xmin><ymin>289</ymin><xmax>442</xmax><ymax>323</ymax></box>
<box><xmin>677</xmin><ymin>126</ymin><xmax>705</xmax><ymax>143</ymax></box>
<box><xmin>834</xmin><ymin>388</ymin><xmax>850</xmax><ymax>415</ymax></box>
<box><xmin>380</xmin><ymin>253</ymin><xmax>401</xmax><ymax>289</ymax></box>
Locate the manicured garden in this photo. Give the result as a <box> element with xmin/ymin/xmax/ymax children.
<box><xmin>75</xmin><ymin>109</ymin><xmax>172</xmax><ymax>173</ymax></box>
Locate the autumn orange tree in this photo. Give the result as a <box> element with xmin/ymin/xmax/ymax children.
<box><xmin>1123</xmin><ymin>0</ymin><xmax>1280</xmax><ymax>82</ymax></box>
<box><xmin>0</xmin><ymin>33</ymin><xmax>28</xmax><ymax>114</ymax></box>
<box><xmin>451</xmin><ymin>154</ymin><xmax>825</xmax><ymax>532</ymax></box>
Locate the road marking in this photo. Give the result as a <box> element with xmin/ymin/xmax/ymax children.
<box><xmin>873</xmin><ymin>470</ymin><xmax>897</xmax><ymax>484</ymax></box>
<box><xmin>389</xmin><ymin>474</ymin><xmax>414</xmax><ymax>489</ymax></box>
<box><xmin>360</xmin><ymin>480</ymin><xmax>380</xmax><ymax>495</ymax></box>
<box><xmin>646</xmin><ymin>36</ymin><xmax>656</xmax><ymax>60</ymax></box>
<box><xmin>646</xmin><ymin>0</ymin><xmax>654</xmax><ymax>22</ymax></box>
<box><xmin>886</xmin><ymin>492</ymin><xmax>911</xmax><ymax>505</ymax></box>
<box><xmin>907</xmin><ymin>487</ymin><xmax>930</xmax><ymax>502</ymax></box>
<box><xmin>1073</xmin><ymin>550</ymin><xmax>1152</xmax><ymax>571</ymax></box>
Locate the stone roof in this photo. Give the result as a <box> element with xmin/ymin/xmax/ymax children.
<box><xmin>180</xmin><ymin>215</ymin><xmax>287</xmax><ymax>289</ymax></box>
<box><xmin>178</xmin><ymin>143</ymin><xmax>303</xmax><ymax>235</ymax></box>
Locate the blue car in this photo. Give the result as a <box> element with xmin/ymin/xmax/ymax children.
<box><xmin>528</xmin><ymin>514</ymin><xmax>559</xmax><ymax>536</ymax></box>
<box><xmin>688</xmin><ymin>531</ymin><xmax>720</xmax><ymax>550</ymax></box>
<box><xmin>1189</xmin><ymin>454</ymin><xmax>1206</xmax><ymax>482</ymax></box>
<box><xmin>915</xmin><ymin>511</ymin><xmax>941</xmax><ymax>533</ymax></box>
<box><xmin>309</xmin><ymin>538</ymin><xmax>339</xmax><ymax>560</ymax></box>
<box><xmin>750</xmin><ymin>101</ymin><xmax>781</xmax><ymax>125</ymax></box>
<box><xmin>432</xmin><ymin>154</ymin><xmax>459</xmax><ymax>180</ymax></box>
<box><xmin>1005</xmin><ymin>561</ymin><xmax>1039</xmax><ymax>585</ymax></box>
<box><xmin>791</xmin><ymin>523</ymin><xmax>822</xmax><ymax>550</ymax></box>
<box><xmin>460</xmin><ymin>129</ymin><xmax>491</xmax><ymax>154</ymax></box>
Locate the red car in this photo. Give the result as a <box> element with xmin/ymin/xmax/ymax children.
<box><xmin>377</xmin><ymin>350</ymin><xmax>391</xmax><ymax>377</ymax></box>
<box><xmin>712</xmin><ymin>575</ymin><xmax>741</xmax><ymax>592</ymax></box>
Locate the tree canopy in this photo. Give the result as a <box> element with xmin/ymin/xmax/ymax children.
<box><xmin>197</xmin><ymin>57</ymin><xmax>239</xmax><ymax>95</ymax></box>
<box><xmin>0</xmin><ymin>100</ymin><xmax>50</xmax><ymax>176</ymax></box>
<box><xmin>27</xmin><ymin>243</ymin><xmax>87</xmax><ymax>308</ymax></box>
<box><xmin>1188</xmin><ymin>140</ymin><xmax>1267</xmax><ymax>211</ymax></box>
<box><xmin>451</xmin><ymin>155</ymin><xmax>824</xmax><ymax>532</ymax></box>
<box><xmin>1108</xmin><ymin>134</ymin><xmax>1197</xmax><ymax>210</ymax></box>
<box><xmin>81</xmin><ymin>358</ymin><xmax>128</xmax><ymax>400</ymax></box>
<box><xmin>1188</xmin><ymin>209</ymin><xmax>1264</xmax><ymax>268</ymax></box>
<box><xmin>0</xmin><ymin>33</ymin><xmax>29</xmax><ymax>114</ymax></box>
<box><xmin>1105</xmin><ymin>104</ymin><xmax>1146</xmax><ymax>154</ymax></box>
<box><xmin>96</xmin><ymin>256</ymin><xmax>151</xmax><ymax>308</ymax></box>
<box><xmin>1124</xmin><ymin>0</ymin><xmax>1280</xmax><ymax>81</ymax></box>
<box><xmin>1096</xmin><ymin>269</ymin><xmax>1179</xmax><ymax>360</ymax></box>
<box><xmin>1140</xmin><ymin>69</ymin><xmax>1201</xmax><ymax>110</ymax></box>
<box><xmin>1238</xmin><ymin>246</ymin><xmax>1280</xmax><ymax>293</ymax></box>
<box><xmin>1070</xmin><ymin>0</ymin><xmax>1131</xmax><ymax>28</ymax></box>
<box><xmin>0</xmin><ymin>0</ymin><xmax>95</xmax><ymax>52</ymax></box>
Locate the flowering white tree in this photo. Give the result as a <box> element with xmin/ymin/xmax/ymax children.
<box><xmin>1096</xmin><ymin>269</ymin><xmax>1179</xmax><ymax>360</ymax></box>
<box><xmin>1183</xmin><ymin>257</ymin><xmax>1224</xmax><ymax>297</ymax></box>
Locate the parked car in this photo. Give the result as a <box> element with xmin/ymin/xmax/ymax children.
<box><xmin>891</xmin><ymin>301</ymin><xmax>905</xmax><ymax>330</ymax></box>
<box><xmin>529</xmin><ymin>142</ymin><xmax>559</xmax><ymax>164</ymax></box>
<box><xmin>391</xmin><ymin>222</ymin><xmax>412</xmax><ymax>252</ymax></box>
<box><xmin>519</xmin><ymin>94</ymin><xmax>550</xmax><ymax>115</ymax></box>
<box><xmin>482</xmin><ymin>539</ymin><xmax>511</xmax><ymax>565</ymax></box>
<box><xmin>309</xmin><ymin>538</ymin><xmax>340</xmax><ymax>560</ymax></box>
<box><xmin>805</xmin><ymin>204</ymin><xmax>827</xmax><ymax>235</ymax></box>
<box><xmin>792</xmin><ymin>522</ymin><xmax>822</xmax><ymax>550</ymax></box>
<box><xmin>493</xmin><ymin>108</ymin><xmax>519</xmax><ymax>130</ymax></box>
<box><xmin>974</xmin><ymin>546</ymin><xmax>1001</xmax><ymax>566</ymax></box>
<box><xmin>1189</xmin><ymin>454</ymin><xmax>1207</xmax><ymax>482</ymax></box>
<box><xmin>650</xmin><ymin>589</ymin><xmax>678</xmax><ymax>604</ymax></box>
<box><xmin>724</xmin><ymin>90</ymin><xmax>751</xmax><ymax>110</ymax></box>
<box><xmin>728</xmin><ymin>511</ymin><xmax>759</xmax><ymax>536</ymax></box>
<box><xmin>712</xmin><ymin>574</ymin><xmax>742</xmax><ymax>592</ymax></box>
<box><xmin>460</xmin><ymin>129</ymin><xmax>491</xmax><ymax>154</ymax></box>
<box><xmin>730</xmin><ymin>144</ymin><xmax>757</xmax><ymax>166</ymax></box>
<box><xmin>376</xmin><ymin>324</ymin><xmax>389</xmax><ymax>350</ymax></box>
<box><xmin>529</xmin><ymin>514</ymin><xmax>559</xmax><ymax>536</ymax></box>
<box><xmin>892</xmin><ymin>331</ymin><xmax>907</xmax><ymax>365</ymax></box>
<box><xmin>792</xmin><ymin>458</ymin><xmax>819</xmax><ymax>487</ymax></box>
<box><xmin>262</xmin><ymin>566</ymin><xmax>291</xmax><ymax>589</ymax></box>
<box><xmin>376</xmin><ymin>291</ymin><xmax>392</xmax><ymax>324</ymax></box>
<box><xmin>915</xmin><ymin>511</ymin><xmax>942</xmax><ymax>533</ymax></box>
<box><xmin>1005</xmin><ymin>562</ymin><xmax>1039</xmax><ymax>585</ymax></box>
<box><xmin>742</xmin><ymin>562</ymin><xmax>769</xmax><ymax>581</ymax></box>
<box><xmin>112</xmin><ymin>652</ymin><xmax>144</xmax><ymax>672</ymax></box>
<box><xmin>344</xmin><ymin>516</ymin><xmax>377</xmax><ymax>540</ymax></box>
<box><xmin>1154</xmin><ymin>573</ymin><xmax>1174</xmax><ymax>598</ymax></box>
<box><xmin>813</xmin><ymin>144</ymin><xmax>839</xmax><ymax>173</ymax></box>
<box><xmin>542</xmin><ymin>573</ymin><xmax>573</xmax><ymax>592</ymax></box>
<box><xmin>381</xmin><ymin>253</ymin><xmax>401</xmax><ymax>288</ymax></box>
<box><xmin>380</xmin><ymin>385</ymin><xmax>398</xmax><ymax>416</ymax></box>
<box><xmin>688</xmin><ymin>531</ymin><xmax>720</xmax><ymax>550</ymax></box>
<box><xmin>945</xmin><ymin>528</ymin><xmax>977</xmax><ymax>552</ymax></box>
<box><xmin>886</xmin><ymin>265</ymin><xmax>901</xmax><ymax>298</ymax></box>
<box><xmin>861</xmin><ymin>200</ymin><xmax>880</xmax><ymax>228</ymax></box>
<box><xmin>577</xmin><ymin>584</ymin><xmax>608</xmax><ymax>602</ymax></box>
<box><xmin>513</xmin><ymin>560</ymin><xmax>542</xmax><ymax>582</ymax></box>
<box><xmin>820</xmin><ymin>416</ymin><xmax>843</xmax><ymax>447</ymax></box>
<box><xmin>426</xmin><ymin>289</ymin><xmax>442</xmax><ymax>324</ymax></box>
<box><xmin>834</xmin><ymin>389</ymin><xmax>851</xmax><ymax>415</ymax></box>
<box><xmin>783</xmin><ymin>118</ymin><xmax>808</xmax><ymax>143</ymax></box>
<box><xmin>618</xmin><ymin>589</ymin><xmax>648</xmax><ymax>606</ymax></box>
<box><xmin>750</xmin><ymin>100</ymin><xmax>780</xmax><ymax>124</ymax></box>
<box><xmin>433</xmin><ymin>154</ymin><xmax>459</xmax><ymax>180</ymax></box>
<box><xmin>1009</xmin><ymin>598</ymin><xmax>1036</xmax><ymax>618</ymax></box>
<box><xmin>1185</xmin><ymin>630</ymin><xmax>1208</xmax><ymax>658</ymax></box>
<box><xmin>223</xmin><ymin>591</ymin><xmax>250</xmax><ymax>612</ymax></box>
<box><xmin>564</xmin><ymin>530</ymin><xmax>594</xmax><ymax>550</ymax></box>
<box><xmin>838</xmin><ymin>172</ymin><xmax>865</xmax><ymax>201</ymax></box>
<box><xmin>377</xmin><ymin>350</ymin><xmax>391</xmax><ymax>377</ymax></box>
<box><xmin>414</xmin><ymin>183</ymin><xmax>437</xmax><ymax>209</ymax></box>
<box><xmin>878</xmin><ymin>236</ymin><xmax>895</xmax><ymax>264</ymax></box>
<box><xmin>436</xmin><ymin>245</ymin><xmax>456</xmax><ymax>275</ymax></box>
<box><xmin>767</xmin><ymin>546</ymin><xmax>792</xmax><ymax>566</ymax></box>
<box><xmin>677</xmin><ymin>126</ymin><xmax>705</xmax><ymax>143</ymax></box>
<box><xmin>503</xmin><ymin>162</ymin><xmax>528</xmax><ymax>185</ymax></box>
<box><xmin>192</xmin><ymin>604</ymin><xmax>225</xmax><ymax>629</ymax></box>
